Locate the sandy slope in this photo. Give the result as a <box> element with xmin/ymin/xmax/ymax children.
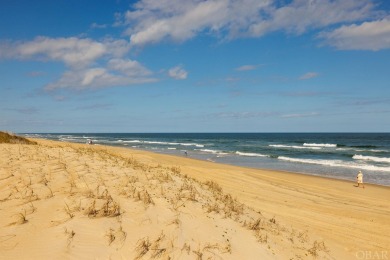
<box><xmin>0</xmin><ymin>139</ymin><xmax>389</xmax><ymax>259</ymax></box>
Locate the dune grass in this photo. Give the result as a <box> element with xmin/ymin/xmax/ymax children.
<box><xmin>0</xmin><ymin>131</ymin><xmax>36</xmax><ymax>145</ymax></box>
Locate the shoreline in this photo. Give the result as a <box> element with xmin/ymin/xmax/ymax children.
<box><xmin>1</xmin><ymin>138</ymin><xmax>389</xmax><ymax>259</ymax></box>
<box><xmin>41</xmin><ymin>137</ymin><xmax>390</xmax><ymax>188</ymax></box>
<box><xmin>22</xmin><ymin>132</ymin><xmax>390</xmax><ymax>187</ymax></box>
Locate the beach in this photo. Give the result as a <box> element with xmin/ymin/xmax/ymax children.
<box><xmin>25</xmin><ymin>133</ymin><xmax>390</xmax><ymax>186</ymax></box>
<box><xmin>0</xmin><ymin>138</ymin><xmax>389</xmax><ymax>259</ymax></box>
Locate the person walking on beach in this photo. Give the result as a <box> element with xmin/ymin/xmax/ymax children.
<box><xmin>356</xmin><ymin>170</ymin><xmax>365</xmax><ymax>188</ymax></box>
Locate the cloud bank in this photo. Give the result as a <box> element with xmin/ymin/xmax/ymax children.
<box><xmin>45</xmin><ymin>63</ymin><xmax>156</xmax><ymax>91</ymax></box>
<box><xmin>0</xmin><ymin>0</ymin><xmax>387</xmax><ymax>92</ymax></box>
<box><xmin>319</xmin><ymin>18</ymin><xmax>390</xmax><ymax>51</ymax></box>
<box><xmin>122</xmin><ymin>0</ymin><xmax>379</xmax><ymax>48</ymax></box>
<box><xmin>0</xmin><ymin>37</ymin><xmax>127</xmax><ymax>68</ymax></box>
<box><xmin>0</xmin><ymin>37</ymin><xmax>156</xmax><ymax>90</ymax></box>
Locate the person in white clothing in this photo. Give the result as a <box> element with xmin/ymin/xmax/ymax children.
<box><xmin>356</xmin><ymin>170</ymin><xmax>365</xmax><ymax>188</ymax></box>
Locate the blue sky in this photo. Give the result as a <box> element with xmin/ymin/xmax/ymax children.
<box><xmin>1</xmin><ymin>0</ymin><xmax>389</xmax><ymax>133</ymax></box>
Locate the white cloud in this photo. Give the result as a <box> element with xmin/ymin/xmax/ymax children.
<box><xmin>318</xmin><ymin>18</ymin><xmax>390</xmax><ymax>51</ymax></box>
<box><xmin>168</xmin><ymin>66</ymin><xmax>188</xmax><ymax>80</ymax></box>
<box><xmin>226</xmin><ymin>77</ymin><xmax>240</xmax><ymax>82</ymax></box>
<box><xmin>45</xmin><ymin>66</ymin><xmax>157</xmax><ymax>91</ymax></box>
<box><xmin>281</xmin><ymin>112</ymin><xmax>319</xmax><ymax>118</ymax></box>
<box><xmin>212</xmin><ymin>111</ymin><xmax>279</xmax><ymax>119</ymax></box>
<box><xmin>299</xmin><ymin>72</ymin><xmax>319</xmax><ymax>80</ymax></box>
<box><xmin>108</xmin><ymin>58</ymin><xmax>152</xmax><ymax>77</ymax></box>
<box><xmin>128</xmin><ymin>0</ymin><xmax>229</xmax><ymax>45</ymax></box>
<box><xmin>0</xmin><ymin>37</ymin><xmax>106</xmax><ymax>68</ymax></box>
<box><xmin>0</xmin><ymin>36</ymin><xmax>156</xmax><ymax>90</ymax></box>
<box><xmin>249</xmin><ymin>0</ymin><xmax>374</xmax><ymax>36</ymax></box>
<box><xmin>102</xmin><ymin>38</ymin><xmax>131</xmax><ymax>58</ymax></box>
<box><xmin>235</xmin><ymin>65</ymin><xmax>257</xmax><ymax>71</ymax></box>
<box><xmin>0</xmin><ymin>37</ymin><xmax>131</xmax><ymax>68</ymax></box>
<box><xmin>122</xmin><ymin>0</ymin><xmax>376</xmax><ymax>46</ymax></box>
<box><xmin>91</xmin><ymin>22</ymin><xmax>108</xmax><ymax>29</ymax></box>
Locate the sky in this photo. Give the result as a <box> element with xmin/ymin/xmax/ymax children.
<box><xmin>0</xmin><ymin>0</ymin><xmax>389</xmax><ymax>133</ymax></box>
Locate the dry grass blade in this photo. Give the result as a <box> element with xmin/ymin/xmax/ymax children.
<box><xmin>64</xmin><ymin>228</ymin><xmax>76</xmax><ymax>247</ymax></box>
<box><xmin>17</xmin><ymin>210</ymin><xmax>28</xmax><ymax>224</ymax></box>
<box><xmin>64</xmin><ymin>202</ymin><xmax>74</xmax><ymax>218</ymax></box>
<box><xmin>106</xmin><ymin>228</ymin><xmax>115</xmax><ymax>245</ymax></box>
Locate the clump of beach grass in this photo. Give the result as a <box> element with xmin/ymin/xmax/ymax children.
<box><xmin>99</xmin><ymin>197</ymin><xmax>121</xmax><ymax>217</ymax></box>
<box><xmin>0</xmin><ymin>131</ymin><xmax>37</xmax><ymax>145</ymax></box>
<box><xmin>204</xmin><ymin>180</ymin><xmax>223</xmax><ymax>194</ymax></box>
<box><xmin>135</xmin><ymin>237</ymin><xmax>151</xmax><ymax>259</ymax></box>
<box><xmin>170</xmin><ymin>166</ymin><xmax>181</xmax><ymax>175</ymax></box>
<box><xmin>307</xmin><ymin>240</ymin><xmax>329</xmax><ymax>257</ymax></box>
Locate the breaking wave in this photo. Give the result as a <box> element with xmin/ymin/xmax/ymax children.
<box><xmin>303</xmin><ymin>143</ymin><xmax>337</xmax><ymax>148</ymax></box>
<box><xmin>278</xmin><ymin>156</ymin><xmax>390</xmax><ymax>172</ymax></box>
<box><xmin>235</xmin><ymin>151</ymin><xmax>268</xmax><ymax>157</ymax></box>
<box><xmin>270</xmin><ymin>144</ymin><xmax>321</xmax><ymax>150</ymax></box>
<box><xmin>353</xmin><ymin>155</ymin><xmax>390</xmax><ymax>163</ymax></box>
<box><xmin>198</xmin><ymin>149</ymin><xmax>228</xmax><ymax>155</ymax></box>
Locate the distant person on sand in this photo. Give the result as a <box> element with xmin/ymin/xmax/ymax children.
<box><xmin>356</xmin><ymin>171</ymin><xmax>365</xmax><ymax>188</ymax></box>
<box><xmin>184</xmin><ymin>151</ymin><xmax>188</xmax><ymax>157</ymax></box>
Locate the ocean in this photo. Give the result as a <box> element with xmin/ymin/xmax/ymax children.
<box><xmin>23</xmin><ymin>133</ymin><xmax>390</xmax><ymax>186</ymax></box>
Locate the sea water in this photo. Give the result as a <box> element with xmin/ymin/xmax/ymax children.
<box><xmin>24</xmin><ymin>133</ymin><xmax>390</xmax><ymax>186</ymax></box>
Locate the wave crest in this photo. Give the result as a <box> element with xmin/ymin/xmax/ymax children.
<box><xmin>353</xmin><ymin>155</ymin><xmax>390</xmax><ymax>163</ymax></box>
<box><xmin>270</xmin><ymin>144</ymin><xmax>321</xmax><ymax>150</ymax></box>
<box><xmin>303</xmin><ymin>143</ymin><xmax>337</xmax><ymax>148</ymax></box>
<box><xmin>235</xmin><ymin>151</ymin><xmax>268</xmax><ymax>157</ymax></box>
<box><xmin>278</xmin><ymin>156</ymin><xmax>390</xmax><ymax>172</ymax></box>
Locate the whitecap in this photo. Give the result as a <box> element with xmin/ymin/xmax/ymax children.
<box><xmin>353</xmin><ymin>155</ymin><xmax>390</xmax><ymax>163</ymax></box>
<box><xmin>303</xmin><ymin>143</ymin><xmax>337</xmax><ymax>148</ymax></box>
<box><xmin>278</xmin><ymin>156</ymin><xmax>390</xmax><ymax>172</ymax></box>
<box><xmin>123</xmin><ymin>140</ymin><xmax>142</xmax><ymax>143</ymax></box>
<box><xmin>178</xmin><ymin>143</ymin><xmax>205</xmax><ymax>147</ymax></box>
<box><xmin>199</xmin><ymin>149</ymin><xmax>228</xmax><ymax>155</ymax></box>
<box><xmin>235</xmin><ymin>151</ymin><xmax>268</xmax><ymax>157</ymax></box>
<box><xmin>270</xmin><ymin>144</ymin><xmax>321</xmax><ymax>150</ymax></box>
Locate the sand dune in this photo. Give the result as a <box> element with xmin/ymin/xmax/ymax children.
<box><xmin>0</xmin><ymin>139</ymin><xmax>389</xmax><ymax>259</ymax></box>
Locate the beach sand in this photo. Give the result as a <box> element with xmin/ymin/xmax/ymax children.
<box><xmin>0</xmin><ymin>139</ymin><xmax>389</xmax><ymax>259</ymax></box>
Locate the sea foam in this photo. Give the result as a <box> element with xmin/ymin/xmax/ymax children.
<box><xmin>303</xmin><ymin>143</ymin><xmax>337</xmax><ymax>148</ymax></box>
<box><xmin>353</xmin><ymin>155</ymin><xmax>390</xmax><ymax>163</ymax></box>
<box><xmin>199</xmin><ymin>149</ymin><xmax>228</xmax><ymax>155</ymax></box>
<box><xmin>235</xmin><ymin>151</ymin><xmax>268</xmax><ymax>157</ymax></box>
<box><xmin>278</xmin><ymin>156</ymin><xmax>390</xmax><ymax>172</ymax></box>
<box><xmin>127</xmin><ymin>140</ymin><xmax>204</xmax><ymax>147</ymax></box>
<box><xmin>270</xmin><ymin>144</ymin><xmax>321</xmax><ymax>150</ymax></box>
